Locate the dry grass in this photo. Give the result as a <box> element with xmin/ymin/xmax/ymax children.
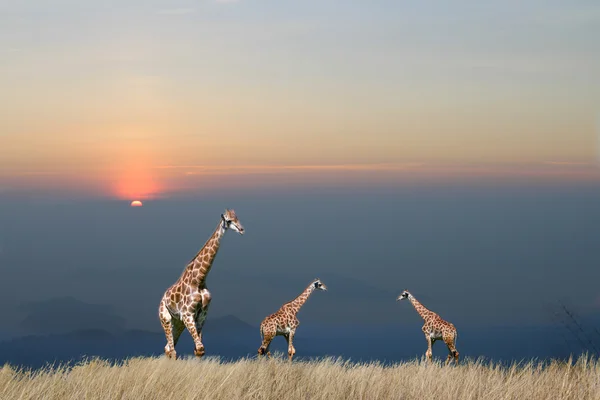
<box><xmin>1</xmin><ymin>354</ymin><xmax>599</xmax><ymax>400</ymax></box>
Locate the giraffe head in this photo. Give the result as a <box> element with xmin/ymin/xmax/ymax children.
<box><xmin>221</xmin><ymin>209</ymin><xmax>245</xmax><ymax>235</ymax></box>
<box><xmin>312</xmin><ymin>278</ymin><xmax>327</xmax><ymax>291</ymax></box>
<box><xmin>397</xmin><ymin>289</ymin><xmax>411</xmax><ymax>301</ymax></box>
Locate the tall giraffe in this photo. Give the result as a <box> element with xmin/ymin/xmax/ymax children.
<box><xmin>158</xmin><ymin>209</ymin><xmax>244</xmax><ymax>359</ymax></box>
<box><xmin>397</xmin><ymin>289</ymin><xmax>459</xmax><ymax>364</ymax></box>
<box><xmin>258</xmin><ymin>278</ymin><xmax>327</xmax><ymax>360</ymax></box>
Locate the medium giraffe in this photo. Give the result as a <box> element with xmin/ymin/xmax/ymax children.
<box><xmin>158</xmin><ymin>209</ymin><xmax>244</xmax><ymax>359</ymax></box>
<box><xmin>397</xmin><ymin>289</ymin><xmax>459</xmax><ymax>364</ymax></box>
<box><xmin>258</xmin><ymin>278</ymin><xmax>327</xmax><ymax>360</ymax></box>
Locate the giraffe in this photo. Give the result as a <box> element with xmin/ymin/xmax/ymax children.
<box><xmin>397</xmin><ymin>289</ymin><xmax>459</xmax><ymax>364</ymax></box>
<box><xmin>258</xmin><ymin>278</ymin><xmax>327</xmax><ymax>361</ymax></box>
<box><xmin>158</xmin><ymin>209</ymin><xmax>244</xmax><ymax>359</ymax></box>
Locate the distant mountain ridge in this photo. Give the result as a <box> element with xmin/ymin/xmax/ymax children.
<box><xmin>1</xmin><ymin>317</ymin><xmax>597</xmax><ymax>370</ymax></box>
<box><xmin>15</xmin><ymin>296</ymin><xmax>255</xmax><ymax>335</ymax></box>
<box><xmin>0</xmin><ymin>313</ymin><xmax>258</xmax><ymax>369</ymax></box>
<box><xmin>2</xmin><ymin>297</ymin><xmax>598</xmax><ymax>369</ymax></box>
<box><xmin>18</xmin><ymin>296</ymin><xmax>126</xmax><ymax>334</ymax></box>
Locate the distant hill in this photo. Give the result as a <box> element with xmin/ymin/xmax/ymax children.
<box><xmin>3</xmin><ymin>295</ymin><xmax>598</xmax><ymax>369</ymax></box>
<box><xmin>0</xmin><ymin>314</ymin><xmax>257</xmax><ymax>369</ymax></box>
<box><xmin>18</xmin><ymin>296</ymin><xmax>126</xmax><ymax>334</ymax></box>
<box><xmin>2</xmin><ymin>316</ymin><xmax>596</xmax><ymax>369</ymax></box>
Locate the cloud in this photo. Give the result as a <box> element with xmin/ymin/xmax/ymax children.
<box><xmin>10</xmin><ymin>171</ymin><xmax>65</xmax><ymax>176</ymax></box>
<box><xmin>155</xmin><ymin>8</ymin><xmax>195</xmax><ymax>15</ymax></box>
<box><xmin>542</xmin><ymin>161</ymin><xmax>594</xmax><ymax>167</ymax></box>
<box><xmin>155</xmin><ymin>163</ymin><xmax>425</xmax><ymax>175</ymax></box>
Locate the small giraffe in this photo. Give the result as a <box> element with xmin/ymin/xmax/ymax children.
<box><xmin>397</xmin><ymin>289</ymin><xmax>459</xmax><ymax>364</ymax></box>
<box><xmin>258</xmin><ymin>278</ymin><xmax>327</xmax><ymax>361</ymax></box>
<box><xmin>158</xmin><ymin>209</ymin><xmax>244</xmax><ymax>359</ymax></box>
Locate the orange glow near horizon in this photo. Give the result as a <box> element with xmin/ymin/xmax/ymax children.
<box><xmin>113</xmin><ymin>168</ymin><xmax>160</xmax><ymax>200</ymax></box>
<box><xmin>108</xmin><ymin>129</ymin><xmax>166</xmax><ymax>200</ymax></box>
<box><xmin>1</xmin><ymin>160</ymin><xmax>599</xmax><ymax>199</ymax></box>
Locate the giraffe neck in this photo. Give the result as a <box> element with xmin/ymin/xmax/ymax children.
<box><xmin>184</xmin><ymin>218</ymin><xmax>227</xmax><ymax>285</ymax></box>
<box><xmin>408</xmin><ymin>294</ymin><xmax>433</xmax><ymax>321</ymax></box>
<box><xmin>287</xmin><ymin>283</ymin><xmax>316</xmax><ymax>313</ymax></box>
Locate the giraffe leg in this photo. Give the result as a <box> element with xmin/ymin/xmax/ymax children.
<box><xmin>193</xmin><ymin>290</ymin><xmax>212</xmax><ymax>357</ymax></box>
<box><xmin>159</xmin><ymin>302</ymin><xmax>177</xmax><ymax>359</ymax></box>
<box><xmin>424</xmin><ymin>335</ymin><xmax>433</xmax><ymax>362</ymax></box>
<box><xmin>284</xmin><ymin>334</ymin><xmax>292</xmax><ymax>361</ymax></box>
<box><xmin>443</xmin><ymin>335</ymin><xmax>459</xmax><ymax>365</ymax></box>
<box><xmin>183</xmin><ymin>314</ymin><xmax>205</xmax><ymax>358</ymax></box>
<box><xmin>285</xmin><ymin>330</ymin><xmax>296</xmax><ymax>361</ymax></box>
<box><xmin>194</xmin><ymin>314</ymin><xmax>207</xmax><ymax>357</ymax></box>
<box><xmin>258</xmin><ymin>329</ymin><xmax>275</xmax><ymax>358</ymax></box>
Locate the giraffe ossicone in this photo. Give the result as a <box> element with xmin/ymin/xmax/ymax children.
<box><xmin>397</xmin><ymin>289</ymin><xmax>459</xmax><ymax>365</ymax></box>
<box><xmin>258</xmin><ymin>278</ymin><xmax>327</xmax><ymax>361</ymax></box>
<box><xmin>158</xmin><ymin>209</ymin><xmax>244</xmax><ymax>360</ymax></box>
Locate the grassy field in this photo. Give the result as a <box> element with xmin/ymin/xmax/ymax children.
<box><xmin>1</xmin><ymin>354</ymin><xmax>599</xmax><ymax>400</ymax></box>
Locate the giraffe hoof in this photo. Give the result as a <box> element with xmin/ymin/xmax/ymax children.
<box><xmin>165</xmin><ymin>350</ymin><xmax>177</xmax><ymax>360</ymax></box>
<box><xmin>194</xmin><ymin>346</ymin><xmax>205</xmax><ymax>357</ymax></box>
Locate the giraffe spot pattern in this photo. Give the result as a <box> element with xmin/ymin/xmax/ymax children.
<box><xmin>258</xmin><ymin>280</ymin><xmax>324</xmax><ymax>360</ymax></box>
<box><xmin>158</xmin><ymin>215</ymin><xmax>233</xmax><ymax>359</ymax></box>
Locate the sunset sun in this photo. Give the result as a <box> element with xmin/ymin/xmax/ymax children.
<box><xmin>130</xmin><ymin>200</ymin><xmax>143</xmax><ymax>207</ymax></box>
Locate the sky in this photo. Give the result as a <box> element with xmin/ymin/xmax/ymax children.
<box><xmin>1</xmin><ymin>0</ymin><xmax>599</xmax><ymax>199</ymax></box>
<box><xmin>0</xmin><ymin>0</ymin><xmax>599</xmax><ymax>361</ymax></box>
